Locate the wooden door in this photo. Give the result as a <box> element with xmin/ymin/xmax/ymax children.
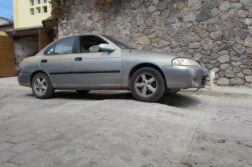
<box><xmin>39</xmin><ymin>29</ymin><xmax>54</xmax><ymax>50</ymax></box>
<box><xmin>0</xmin><ymin>36</ymin><xmax>15</xmax><ymax>77</ymax></box>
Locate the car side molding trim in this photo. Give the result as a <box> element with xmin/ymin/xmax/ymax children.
<box><xmin>49</xmin><ymin>71</ymin><xmax>121</xmax><ymax>75</ymax></box>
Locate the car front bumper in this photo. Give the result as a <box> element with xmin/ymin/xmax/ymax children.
<box><xmin>161</xmin><ymin>66</ymin><xmax>209</xmax><ymax>89</ymax></box>
<box><xmin>18</xmin><ymin>72</ymin><xmax>31</xmax><ymax>87</ymax></box>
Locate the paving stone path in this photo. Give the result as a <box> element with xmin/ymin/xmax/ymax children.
<box><xmin>0</xmin><ymin>77</ymin><xmax>251</xmax><ymax>167</ymax></box>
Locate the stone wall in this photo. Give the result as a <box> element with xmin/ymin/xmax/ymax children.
<box><xmin>58</xmin><ymin>0</ymin><xmax>252</xmax><ymax>86</ymax></box>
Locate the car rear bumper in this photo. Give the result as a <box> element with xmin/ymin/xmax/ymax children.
<box><xmin>161</xmin><ymin>66</ymin><xmax>209</xmax><ymax>89</ymax></box>
<box><xmin>18</xmin><ymin>72</ymin><xmax>31</xmax><ymax>87</ymax></box>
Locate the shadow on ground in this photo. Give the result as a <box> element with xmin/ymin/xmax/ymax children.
<box><xmin>26</xmin><ymin>90</ymin><xmax>200</xmax><ymax>108</ymax></box>
<box><xmin>160</xmin><ymin>93</ymin><xmax>200</xmax><ymax>108</ymax></box>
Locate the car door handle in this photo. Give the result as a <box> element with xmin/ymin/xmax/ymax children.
<box><xmin>75</xmin><ymin>57</ymin><xmax>82</xmax><ymax>61</ymax></box>
<box><xmin>41</xmin><ymin>59</ymin><xmax>47</xmax><ymax>63</ymax></box>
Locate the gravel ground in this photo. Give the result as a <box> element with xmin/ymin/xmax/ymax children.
<box><xmin>0</xmin><ymin>77</ymin><xmax>251</xmax><ymax>167</ymax></box>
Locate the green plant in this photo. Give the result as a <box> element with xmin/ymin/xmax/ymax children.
<box><xmin>50</xmin><ymin>0</ymin><xmax>72</xmax><ymax>17</ymax></box>
<box><xmin>96</xmin><ymin>0</ymin><xmax>112</xmax><ymax>9</ymax></box>
<box><xmin>50</xmin><ymin>0</ymin><xmax>112</xmax><ymax>17</ymax></box>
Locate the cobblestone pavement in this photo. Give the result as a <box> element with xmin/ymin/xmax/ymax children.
<box><xmin>0</xmin><ymin>77</ymin><xmax>251</xmax><ymax>167</ymax></box>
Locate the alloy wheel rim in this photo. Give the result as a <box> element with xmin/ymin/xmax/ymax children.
<box><xmin>33</xmin><ymin>77</ymin><xmax>47</xmax><ymax>96</ymax></box>
<box><xmin>135</xmin><ymin>73</ymin><xmax>158</xmax><ymax>97</ymax></box>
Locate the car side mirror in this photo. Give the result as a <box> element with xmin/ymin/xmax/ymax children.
<box><xmin>99</xmin><ymin>44</ymin><xmax>115</xmax><ymax>52</ymax></box>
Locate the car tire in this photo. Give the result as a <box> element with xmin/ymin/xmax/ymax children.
<box><xmin>76</xmin><ymin>90</ymin><xmax>90</xmax><ymax>94</ymax></box>
<box><xmin>130</xmin><ymin>67</ymin><xmax>166</xmax><ymax>102</ymax></box>
<box><xmin>166</xmin><ymin>89</ymin><xmax>180</xmax><ymax>94</ymax></box>
<box><xmin>31</xmin><ymin>73</ymin><xmax>54</xmax><ymax>99</ymax></box>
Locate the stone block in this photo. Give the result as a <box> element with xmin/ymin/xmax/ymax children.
<box><xmin>189</xmin><ymin>42</ymin><xmax>200</xmax><ymax>49</ymax></box>
<box><xmin>244</xmin><ymin>37</ymin><xmax>252</xmax><ymax>46</ymax></box>
<box><xmin>233</xmin><ymin>44</ymin><xmax>246</xmax><ymax>54</ymax></box>
<box><xmin>210</xmin><ymin>31</ymin><xmax>223</xmax><ymax>40</ymax></box>
<box><xmin>243</xmin><ymin>69</ymin><xmax>252</xmax><ymax>75</ymax></box>
<box><xmin>219</xmin><ymin>1</ymin><xmax>231</xmax><ymax>11</ymax></box>
<box><xmin>230</xmin><ymin>78</ymin><xmax>245</xmax><ymax>85</ymax></box>
<box><xmin>137</xmin><ymin>36</ymin><xmax>151</xmax><ymax>45</ymax></box>
<box><xmin>245</xmin><ymin>76</ymin><xmax>252</xmax><ymax>83</ymax></box>
<box><xmin>188</xmin><ymin>0</ymin><xmax>202</xmax><ymax>10</ymax></box>
<box><xmin>218</xmin><ymin>55</ymin><xmax>230</xmax><ymax>63</ymax></box>
<box><xmin>225</xmin><ymin>70</ymin><xmax>235</xmax><ymax>78</ymax></box>
<box><xmin>217</xmin><ymin>78</ymin><xmax>230</xmax><ymax>85</ymax></box>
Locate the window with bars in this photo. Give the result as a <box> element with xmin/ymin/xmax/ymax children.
<box><xmin>30</xmin><ymin>8</ymin><xmax>35</xmax><ymax>15</ymax></box>
<box><xmin>36</xmin><ymin>7</ymin><xmax>41</xmax><ymax>14</ymax></box>
<box><xmin>30</xmin><ymin>0</ymin><xmax>34</xmax><ymax>6</ymax></box>
<box><xmin>43</xmin><ymin>6</ymin><xmax>48</xmax><ymax>13</ymax></box>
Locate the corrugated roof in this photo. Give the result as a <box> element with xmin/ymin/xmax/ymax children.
<box><xmin>11</xmin><ymin>26</ymin><xmax>43</xmax><ymax>32</ymax></box>
<box><xmin>6</xmin><ymin>26</ymin><xmax>43</xmax><ymax>37</ymax></box>
<box><xmin>0</xmin><ymin>17</ymin><xmax>13</xmax><ymax>27</ymax></box>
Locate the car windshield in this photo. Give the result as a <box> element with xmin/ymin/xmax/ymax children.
<box><xmin>104</xmin><ymin>35</ymin><xmax>135</xmax><ymax>49</ymax></box>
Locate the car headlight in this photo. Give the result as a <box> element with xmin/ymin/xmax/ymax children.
<box><xmin>172</xmin><ymin>58</ymin><xmax>201</xmax><ymax>67</ymax></box>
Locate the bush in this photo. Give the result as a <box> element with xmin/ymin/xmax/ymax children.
<box><xmin>51</xmin><ymin>0</ymin><xmax>112</xmax><ymax>17</ymax></box>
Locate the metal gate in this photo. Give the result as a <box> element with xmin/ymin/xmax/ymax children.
<box><xmin>0</xmin><ymin>35</ymin><xmax>15</xmax><ymax>77</ymax></box>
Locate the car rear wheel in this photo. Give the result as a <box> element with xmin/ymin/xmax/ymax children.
<box><xmin>32</xmin><ymin>73</ymin><xmax>54</xmax><ymax>99</ymax></box>
<box><xmin>131</xmin><ymin>67</ymin><xmax>166</xmax><ymax>102</ymax></box>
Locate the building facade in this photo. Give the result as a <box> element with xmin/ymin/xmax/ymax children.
<box><xmin>11</xmin><ymin>0</ymin><xmax>56</xmax><ymax>67</ymax></box>
<box><xmin>58</xmin><ymin>0</ymin><xmax>252</xmax><ymax>86</ymax></box>
<box><xmin>13</xmin><ymin>0</ymin><xmax>52</xmax><ymax>28</ymax></box>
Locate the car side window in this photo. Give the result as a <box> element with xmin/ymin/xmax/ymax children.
<box><xmin>44</xmin><ymin>37</ymin><xmax>76</xmax><ymax>55</ymax></box>
<box><xmin>78</xmin><ymin>36</ymin><xmax>108</xmax><ymax>53</ymax></box>
<box><xmin>45</xmin><ymin>45</ymin><xmax>54</xmax><ymax>55</ymax></box>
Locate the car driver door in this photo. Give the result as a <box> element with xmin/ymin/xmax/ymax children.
<box><xmin>73</xmin><ymin>35</ymin><xmax>122</xmax><ymax>88</ymax></box>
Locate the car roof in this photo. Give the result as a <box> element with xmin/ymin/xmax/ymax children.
<box><xmin>59</xmin><ymin>34</ymin><xmax>105</xmax><ymax>40</ymax></box>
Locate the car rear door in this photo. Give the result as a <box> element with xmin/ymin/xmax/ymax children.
<box><xmin>72</xmin><ymin>35</ymin><xmax>122</xmax><ymax>88</ymax></box>
<box><xmin>40</xmin><ymin>37</ymin><xmax>77</xmax><ymax>88</ymax></box>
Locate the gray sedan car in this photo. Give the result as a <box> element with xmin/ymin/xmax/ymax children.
<box><xmin>18</xmin><ymin>34</ymin><xmax>208</xmax><ymax>102</ymax></box>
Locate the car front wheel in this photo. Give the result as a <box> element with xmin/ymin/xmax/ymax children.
<box><xmin>131</xmin><ymin>67</ymin><xmax>166</xmax><ymax>102</ymax></box>
<box><xmin>32</xmin><ymin>73</ymin><xmax>54</xmax><ymax>99</ymax></box>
